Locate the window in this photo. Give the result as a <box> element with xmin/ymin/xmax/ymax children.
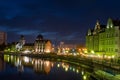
<box><xmin>106</xmin><ymin>34</ymin><xmax>108</xmax><ymax>38</ymax></box>
<box><xmin>115</xmin><ymin>41</ymin><xmax>117</xmax><ymax>44</ymax></box>
<box><xmin>109</xmin><ymin>48</ymin><xmax>111</xmax><ymax>52</ymax></box>
<box><xmin>106</xmin><ymin>48</ymin><xmax>108</xmax><ymax>51</ymax></box>
<box><xmin>115</xmin><ymin>49</ymin><xmax>118</xmax><ymax>52</ymax></box>
<box><xmin>112</xmin><ymin>33</ymin><xmax>114</xmax><ymax>37</ymax></box>
<box><xmin>111</xmin><ymin>48</ymin><xmax>113</xmax><ymax>52</ymax></box>
<box><xmin>115</xmin><ymin>33</ymin><xmax>118</xmax><ymax>37</ymax></box>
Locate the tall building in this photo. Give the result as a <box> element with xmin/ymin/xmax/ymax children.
<box><xmin>0</xmin><ymin>31</ymin><xmax>7</xmax><ymax>45</ymax></box>
<box><xmin>86</xmin><ymin>18</ymin><xmax>120</xmax><ymax>56</ymax></box>
<box><xmin>34</xmin><ymin>34</ymin><xmax>52</xmax><ymax>53</ymax></box>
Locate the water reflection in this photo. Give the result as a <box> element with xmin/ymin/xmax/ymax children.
<box><xmin>3</xmin><ymin>55</ymin><xmax>93</xmax><ymax>80</ymax></box>
<box><xmin>4</xmin><ymin>55</ymin><xmax>53</xmax><ymax>75</ymax></box>
<box><xmin>0</xmin><ymin>56</ymin><xmax>5</xmax><ymax>72</ymax></box>
<box><xmin>33</xmin><ymin>59</ymin><xmax>52</xmax><ymax>74</ymax></box>
<box><xmin>2</xmin><ymin>55</ymin><xmax>120</xmax><ymax>80</ymax></box>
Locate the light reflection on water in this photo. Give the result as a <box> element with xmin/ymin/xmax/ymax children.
<box><xmin>0</xmin><ymin>55</ymin><xmax>94</xmax><ymax>80</ymax></box>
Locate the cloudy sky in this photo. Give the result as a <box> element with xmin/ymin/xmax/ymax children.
<box><xmin>0</xmin><ymin>0</ymin><xmax>120</xmax><ymax>45</ymax></box>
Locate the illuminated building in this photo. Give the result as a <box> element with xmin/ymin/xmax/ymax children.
<box><xmin>34</xmin><ymin>34</ymin><xmax>52</xmax><ymax>53</ymax></box>
<box><xmin>0</xmin><ymin>31</ymin><xmax>7</xmax><ymax>45</ymax></box>
<box><xmin>23</xmin><ymin>43</ymin><xmax>34</xmax><ymax>49</ymax></box>
<box><xmin>86</xmin><ymin>18</ymin><xmax>120</xmax><ymax>56</ymax></box>
<box><xmin>16</xmin><ymin>35</ymin><xmax>25</xmax><ymax>51</ymax></box>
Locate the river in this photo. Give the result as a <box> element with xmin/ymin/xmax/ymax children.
<box><xmin>0</xmin><ymin>54</ymin><xmax>120</xmax><ymax>80</ymax></box>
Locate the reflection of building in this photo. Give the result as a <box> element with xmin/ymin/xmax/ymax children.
<box><xmin>0</xmin><ymin>31</ymin><xmax>7</xmax><ymax>45</ymax></box>
<box><xmin>34</xmin><ymin>34</ymin><xmax>52</xmax><ymax>53</ymax></box>
<box><xmin>33</xmin><ymin>59</ymin><xmax>52</xmax><ymax>74</ymax></box>
<box><xmin>86</xmin><ymin>18</ymin><xmax>120</xmax><ymax>55</ymax></box>
<box><xmin>44</xmin><ymin>61</ymin><xmax>51</xmax><ymax>74</ymax></box>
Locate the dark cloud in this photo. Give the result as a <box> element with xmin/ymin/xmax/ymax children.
<box><xmin>0</xmin><ymin>0</ymin><xmax>120</xmax><ymax>44</ymax></box>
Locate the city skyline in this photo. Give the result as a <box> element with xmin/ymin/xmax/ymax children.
<box><xmin>0</xmin><ymin>0</ymin><xmax>120</xmax><ymax>44</ymax></box>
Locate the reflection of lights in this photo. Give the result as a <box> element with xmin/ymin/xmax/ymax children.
<box><xmin>57</xmin><ymin>64</ymin><xmax>60</xmax><ymax>67</ymax></box>
<box><xmin>35</xmin><ymin>60</ymin><xmax>39</xmax><ymax>65</ymax></box>
<box><xmin>15</xmin><ymin>58</ymin><xmax>21</xmax><ymax>67</ymax></box>
<box><xmin>45</xmin><ymin>61</ymin><xmax>50</xmax><ymax>67</ymax></box>
<box><xmin>65</xmin><ymin>67</ymin><xmax>68</xmax><ymax>72</ymax></box>
<box><xmin>83</xmin><ymin>75</ymin><xmax>87</xmax><ymax>80</ymax></box>
<box><xmin>73</xmin><ymin>68</ymin><xmax>75</xmax><ymax>72</ymax></box>
<box><xmin>76</xmin><ymin>69</ymin><xmax>79</xmax><ymax>73</ymax></box>
<box><xmin>69</xmin><ymin>67</ymin><xmax>72</xmax><ymax>70</ymax></box>
<box><xmin>24</xmin><ymin>57</ymin><xmax>29</xmax><ymax>63</ymax></box>
<box><xmin>7</xmin><ymin>56</ymin><xmax>10</xmax><ymax>62</ymax></box>
<box><xmin>11</xmin><ymin>56</ymin><xmax>13</xmax><ymax>60</ymax></box>
<box><xmin>62</xmin><ymin>63</ymin><xmax>69</xmax><ymax>71</ymax></box>
<box><xmin>82</xmin><ymin>71</ymin><xmax>84</xmax><ymax>75</ymax></box>
<box><xmin>32</xmin><ymin>60</ymin><xmax>34</xmax><ymax>64</ymax></box>
<box><xmin>51</xmin><ymin>63</ymin><xmax>54</xmax><ymax>67</ymax></box>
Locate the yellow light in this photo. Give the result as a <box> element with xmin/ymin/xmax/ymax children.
<box><xmin>91</xmin><ymin>50</ymin><xmax>94</xmax><ymax>54</ymax></box>
<box><xmin>24</xmin><ymin>57</ymin><xmax>29</xmax><ymax>63</ymax></box>
<box><xmin>45</xmin><ymin>61</ymin><xmax>50</xmax><ymax>67</ymax></box>
<box><xmin>82</xmin><ymin>71</ymin><xmax>84</xmax><ymax>75</ymax></box>
<box><xmin>83</xmin><ymin>75</ymin><xmax>87</xmax><ymax>80</ymax></box>
<box><xmin>112</xmin><ymin>55</ymin><xmax>115</xmax><ymax>58</ymax></box>
<box><xmin>73</xmin><ymin>68</ymin><xmax>75</xmax><ymax>72</ymax></box>
<box><xmin>76</xmin><ymin>69</ymin><xmax>79</xmax><ymax>73</ymax></box>
<box><xmin>65</xmin><ymin>67</ymin><xmax>68</xmax><ymax>72</ymax></box>
<box><xmin>57</xmin><ymin>64</ymin><xmax>60</xmax><ymax>67</ymax></box>
<box><xmin>45</xmin><ymin>49</ymin><xmax>50</xmax><ymax>53</ymax></box>
<box><xmin>84</xmin><ymin>50</ymin><xmax>88</xmax><ymax>53</ymax></box>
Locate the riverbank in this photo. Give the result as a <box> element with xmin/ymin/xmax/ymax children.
<box><xmin>2</xmin><ymin>52</ymin><xmax>120</xmax><ymax>70</ymax></box>
<box><xmin>1</xmin><ymin>52</ymin><xmax>120</xmax><ymax>80</ymax></box>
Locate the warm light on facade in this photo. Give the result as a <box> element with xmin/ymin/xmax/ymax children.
<box><xmin>34</xmin><ymin>34</ymin><xmax>52</xmax><ymax>53</ymax></box>
<box><xmin>45</xmin><ymin>50</ymin><xmax>50</xmax><ymax>53</ymax></box>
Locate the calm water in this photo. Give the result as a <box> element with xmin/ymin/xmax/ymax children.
<box><xmin>0</xmin><ymin>54</ymin><xmax>119</xmax><ymax>80</ymax></box>
<box><xmin>0</xmin><ymin>55</ymin><xmax>95</xmax><ymax>80</ymax></box>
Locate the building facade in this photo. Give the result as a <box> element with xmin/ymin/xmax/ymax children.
<box><xmin>34</xmin><ymin>34</ymin><xmax>52</xmax><ymax>53</ymax></box>
<box><xmin>0</xmin><ymin>31</ymin><xmax>7</xmax><ymax>45</ymax></box>
<box><xmin>86</xmin><ymin>18</ymin><xmax>120</xmax><ymax>56</ymax></box>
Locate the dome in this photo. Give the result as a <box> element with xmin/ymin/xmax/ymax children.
<box><xmin>36</xmin><ymin>34</ymin><xmax>43</xmax><ymax>40</ymax></box>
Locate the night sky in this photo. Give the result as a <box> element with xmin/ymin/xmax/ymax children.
<box><xmin>0</xmin><ymin>0</ymin><xmax>120</xmax><ymax>45</ymax></box>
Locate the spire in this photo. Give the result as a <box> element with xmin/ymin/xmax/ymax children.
<box><xmin>107</xmin><ymin>18</ymin><xmax>113</xmax><ymax>28</ymax></box>
<box><xmin>94</xmin><ymin>20</ymin><xmax>100</xmax><ymax>30</ymax></box>
<box><xmin>88</xmin><ymin>29</ymin><xmax>91</xmax><ymax>36</ymax></box>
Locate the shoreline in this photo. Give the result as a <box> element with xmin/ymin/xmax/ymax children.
<box><xmin>1</xmin><ymin>52</ymin><xmax>120</xmax><ymax>70</ymax></box>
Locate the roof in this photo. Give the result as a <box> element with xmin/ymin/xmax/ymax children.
<box><xmin>36</xmin><ymin>34</ymin><xmax>43</xmax><ymax>40</ymax></box>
